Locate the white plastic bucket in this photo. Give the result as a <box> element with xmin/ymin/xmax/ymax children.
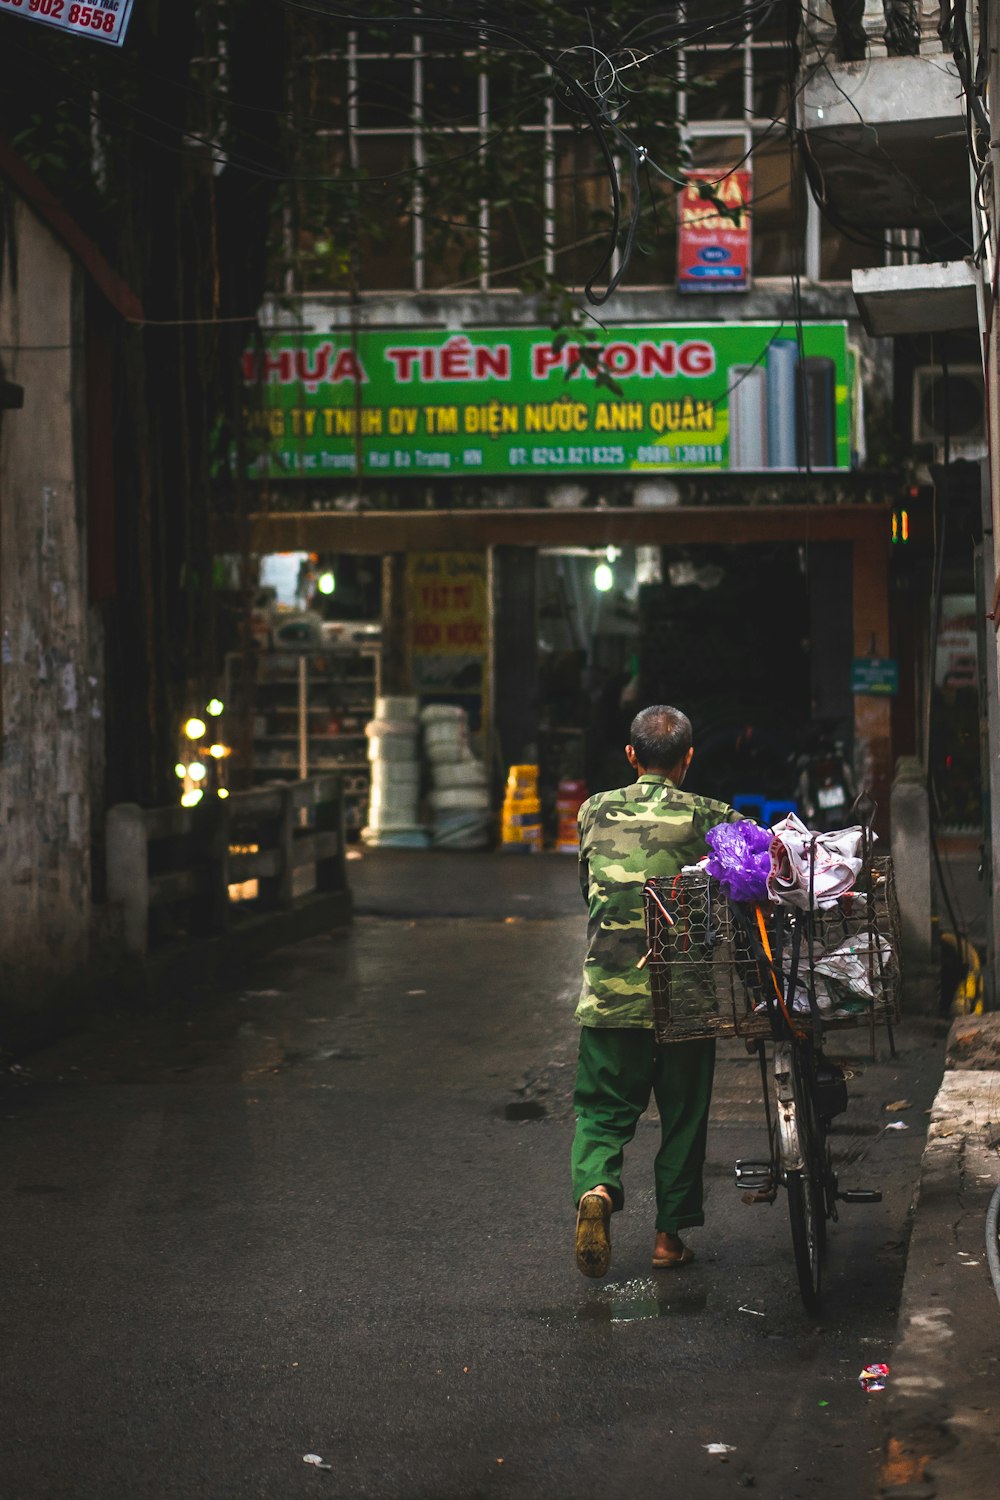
<box><xmin>432</xmin><ymin>810</ymin><xmax>491</xmax><ymax>848</ymax></box>
<box><xmin>361</xmin><ymin>827</ymin><xmax>430</xmax><ymax>848</ymax></box>
<box><xmin>369</xmin><ymin>759</ymin><xmax>420</xmax><ymax>790</ymax></box>
<box><xmin>420</xmin><ymin>703</ymin><xmax>466</xmax><ymax>725</ymax></box>
<box><xmin>368</xmin><ymin>790</ymin><xmax>420</xmax><ymax>826</ymax></box>
<box><xmin>429</xmin><ymin>786</ymin><xmax>490</xmax><ymax>813</ymax></box>
<box><xmin>367</xmin><ymin>734</ymin><xmax>418</xmax><ymax>763</ymax></box>
<box><xmin>375</xmin><ymin>695</ymin><xmax>420</xmax><ymax>721</ymax></box>
<box><xmin>432</xmin><ymin>760</ymin><xmax>487</xmax><ymax>790</ymax></box>
<box><xmin>425</xmin><ymin>720</ymin><xmax>466</xmax><ymax>753</ymax></box>
<box><xmin>365</xmin><ymin>718</ymin><xmax>418</xmax><ymax>739</ymax></box>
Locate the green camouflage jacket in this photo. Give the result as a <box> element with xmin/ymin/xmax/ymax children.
<box><xmin>576</xmin><ymin>773</ymin><xmax>741</xmax><ymax>1028</ymax></box>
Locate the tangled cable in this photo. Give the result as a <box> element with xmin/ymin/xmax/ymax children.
<box><xmin>275</xmin><ymin>0</ymin><xmax>789</xmax><ymax>302</ymax></box>
<box><xmin>987</xmin><ymin>1181</ymin><xmax>1000</xmax><ymax>1308</ymax></box>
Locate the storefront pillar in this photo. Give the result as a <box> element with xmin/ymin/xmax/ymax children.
<box><xmin>808</xmin><ymin>542</ymin><xmax>853</xmax><ymax>727</ymax></box>
<box><xmin>380</xmin><ymin>552</ymin><xmax>408</xmax><ymax>695</ymax></box>
<box><xmin>492</xmin><ymin>546</ymin><xmax>539</xmax><ymax>770</ymax></box>
<box><xmin>852</xmin><ymin>532</ymin><xmax>893</xmax><ymax>835</ymax></box>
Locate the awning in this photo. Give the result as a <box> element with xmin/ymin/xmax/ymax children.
<box><xmin>212</xmin><ymin>503</ymin><xmax>889</xmax><ymax>555</ymax></box>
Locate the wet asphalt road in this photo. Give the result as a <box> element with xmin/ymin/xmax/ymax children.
<box><xmin>1</xmin><ymin>853</ymin><xmax>947</xmax><ymax>1499</ymax></box>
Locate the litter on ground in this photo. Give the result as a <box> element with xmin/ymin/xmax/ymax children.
<box><xmin>859</xmin><ymin>1363</ymin><xmax>890</xmax><ymax>1392</ymax></box>
<box><xmin>303</xmin><ymin>1454</ymin><xmax>332</xmax><ymax>1470</ymax></box>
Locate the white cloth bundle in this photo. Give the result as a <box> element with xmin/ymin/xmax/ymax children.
<box><xmin>757</xmin><ymin>934</ymin><xmax>892</xmax><ymax>1016</ymax></box>
<box><xmin>813</xmin><ymin>932</ymin><xmax>893</xmax><ymax>1002</ymax></box>
<box><xmin>766</xmin><ymin>812</ymin><xmax>869</xmax><ymax>910</ymax></box>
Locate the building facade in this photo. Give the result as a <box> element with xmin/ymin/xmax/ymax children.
<box><xmin>224</xmin><ymin>7</ymin><xmax>911</xmax><ymax>832</ymax></box>
<box><xmin>0</xmin><ymin>145</ymin><xmax>140</xmax><ymax>1041</ymax></box>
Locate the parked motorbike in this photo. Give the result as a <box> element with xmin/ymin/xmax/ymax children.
<box><xmin>796</xmin><ymin>729</ymin><xmax>855</xmax><ymax>831</ymax></box>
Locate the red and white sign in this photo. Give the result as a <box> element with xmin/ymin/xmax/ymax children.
<box><xmin>677</xmin><ymin>169</ymin><xmax>752</xmax><ymax>293</ymax></box>
<box><xmin>1</xmin><ymin>0</ymin><xmax>135</xmax><ymax>49</ymax></box>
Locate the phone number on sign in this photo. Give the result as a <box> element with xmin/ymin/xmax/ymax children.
<box><xmin>1</xmin><ymin>0</ymin><xmax>123</xmax><ymax>37</ymax></box>
<box><xmin>637</xmin><ymin>443</ymin><xmax>724</xmax><ymax>465</ymax></box>
<box><xmin>509</xmin><ymin>445</ymin><xmax>626</xmax><ymax>467</ymax></box>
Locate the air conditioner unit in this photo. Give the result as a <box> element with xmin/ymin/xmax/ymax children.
<box><xmin>912</xmin><ymin>365</ymin><xmax>985</xmax><ymax>446</ymax></box>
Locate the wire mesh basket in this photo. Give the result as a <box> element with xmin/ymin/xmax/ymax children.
<box><xmin>642</xmin><ymin>855</ymin><xmax>902</xmax><ymax>1044</ymax></box>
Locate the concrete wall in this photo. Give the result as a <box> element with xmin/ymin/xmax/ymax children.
<box><xmin>0</xmin><ymin>196</ymin><xmax>103</xmax><ymax>1030</ymax></box>
<box><xmin>262</xmin><ymin>281</ymin><xmax>863</xmax><ymax>336</ymax></box>
<box><xmin>891</xmin><ymin>756</ymin><xmax>938</xmax><ymax>1012</ymax></box>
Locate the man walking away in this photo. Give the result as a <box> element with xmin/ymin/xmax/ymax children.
<box><xmin>572</xmin><ymin>704</ymin><xmax>742</xmax><ymax>1277</ymax></box>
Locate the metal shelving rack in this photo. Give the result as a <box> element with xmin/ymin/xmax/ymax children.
<box><xmin>225</xmin><ymin>646</ymin><xmax>381</xmax><ymax>836</ymax></box>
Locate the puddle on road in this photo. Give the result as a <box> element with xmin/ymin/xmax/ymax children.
<box><xmin>503</xmin><ymin>1100</ymin><xmax>547</xmax><ymax>1121</ymax></box>
<box><xmin>532</xmin><ymin>1277</ymin><xmax>708</xmax><ymax>1325</ymax></box>
<box><xmin>282</xmin><ymin>1046</ymin><xmax>365</xmax><ymax>1065</ymax></box>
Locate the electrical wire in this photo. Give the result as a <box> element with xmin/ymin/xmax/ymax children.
<box><xmin>952</xmin><ymin>0</ymin><xmax>991</xmax><ymax>139</ymax></box>
<box><xmin>0</xmin><ymin>2</ymin><xmax>792</xmax><ymax>300</ymax></box>
<box><xmin>273</xmin><ymin>0</ymin><xmax>806</xmax><ymax>297</ymax></box>
<box><xmin>4</xmin><ymin>0</ymin><xmax>632</xmax><ymax>300</ymax></box>
<box><xmin>987</xmin><ymin>1181</ymin><xmax>1000</xmax><ymax>1308</ymax></box>
<box><xmin>2</xmin><ymin>30</ymin><xmax>536</xmax><ymax>189</ymax></box>
<box><xmin>797</xmin><ymin>16</ymin><xmax>974</xmax><ymax>254</ymax></box>
<box><xmin>924</xmin><ymin>344</ymin><xmax>971</xmax><ymax>942</ymax></box>
<box><xmin>0</xmin><ymin>28</ymin><xmax>761</xmax><ymax>313</ymax></box>
<box><xmin>7</xmin><ymin>0</ymin><xmax>966</xmax><ymax>305</ymax></box>
<box><xmin>5</xmin><ymin>13</ymin><xmax>567</xmax><ymax>184</ymax></box>
<box><xmin>785</xmin><ymin>1</ymin><xmax>811</xmax><ymax>472</ymax></box>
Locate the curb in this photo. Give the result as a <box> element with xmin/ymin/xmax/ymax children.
<box><xmin>3</xmin><ymin>890</ymin><xmax>354</xmax><ymax>1060</ymax></box>
<box><xmin>879</xmin><ymin>1018</ymin><xmax>1000</xmax><ymax>1498</ymax></box>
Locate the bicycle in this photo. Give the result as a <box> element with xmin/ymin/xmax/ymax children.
<box><xmin>641</xmin><ymin>839</ymin><xmax>901</xmax><ymax>1313</ymax></box>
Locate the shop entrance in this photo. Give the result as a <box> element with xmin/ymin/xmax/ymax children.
<box><xmin>535</xmin><ymin>540</ymin><xmax>852</xmax><ymax>816</ymax></box>
<box><xmin>536</xmin><ymin>545</ymin><xmax>640</xmax><ymax>804</ymax></box>
<box><xmin>217</xmin><ymin>500</ymin><xmax>893</xmax><ymax>834</ymax></box>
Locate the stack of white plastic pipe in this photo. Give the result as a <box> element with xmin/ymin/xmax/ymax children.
<box><xmin>422</xmin><ymin>704</ymin><xmax>491</xmax><ymax>850</ymax></box>
<box><xmin>362</xmin><ymin>696</ymin><xmax>427</xmax><ymax>848</ymax></box>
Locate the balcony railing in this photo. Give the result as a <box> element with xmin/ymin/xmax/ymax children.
<box><xmin>798</xmin><ymin>0</ymin><xmax>969</xmax><ymax>232</ymax></box>
<box><xmin>804</xmin><ymin>2</ymin><xmax>949</xmax><ymax>61</ymax></box>
<box><xmin>106</xmin><ymin>774</ymin><xmax>349</xmax><ymax>958</ymax></box>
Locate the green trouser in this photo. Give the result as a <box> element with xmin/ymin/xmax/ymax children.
<box><xmin>570</xmin><ymin>1027</ymin><xmax>716</xmax><ymax>1234</ymax></box>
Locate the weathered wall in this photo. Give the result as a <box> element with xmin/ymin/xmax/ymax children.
<box><xmin>0</xmin><ymin>197</ymin><xmax>102</xmax><ymax>1023</ymax></box>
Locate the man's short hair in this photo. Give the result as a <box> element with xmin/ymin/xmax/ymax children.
<box><xmin>629</xmin><ymin>705</ymin><xmax>692</xmax><ymax>770</ymax></box>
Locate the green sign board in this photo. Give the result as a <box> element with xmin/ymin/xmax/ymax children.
<box><xmin>851</xmin><ymin>658</ymin><xmax>899</xmax><ymax>696</ymax></box>
<box><xmin>244</xmin><ymin>323</ymin><xmax>851</xmax><ymax>479</ymax></box>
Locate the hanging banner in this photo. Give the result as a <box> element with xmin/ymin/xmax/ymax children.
<box><xmin>243</xmin><ymin>322</ymin><xmax>851</xmax><ymax>478</ymax></box>
<box><xmin>934</xmin><ymin>595</ymin><xmax>978</xmax><ymax>690</ymax></box>
<box><xmin>3</xmin><ymin>0</ymin><xmax>136</xmax><ymax>47</ymax></box>
<box><xmin>851</xmin><ymin>658</ymin><xmax>900</xmax><ymax>697</ymax></box>
<box><xmin>677</xmin><ymin>170</ymin><xmax>752</xmax><ymax>293</ymax></box>
<box><xmin>406</xmin><ymin>553</ymin><xmax>488</xmax><ymax>725</ymax></box>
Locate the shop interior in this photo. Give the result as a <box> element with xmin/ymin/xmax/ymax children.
<box><xmin>537</xmin><ymin>541</ymin><xmax>848</xmax><ymax>820</ymax></box>
<box><xmin>227</xmin><ymin>551</ymin><xmax>384</xmax><ymax>836</ymax></box>
<box><xmin>217</xmin><ymin>539</ymin><xmax>862</xmax><ymax>842</ymax></box>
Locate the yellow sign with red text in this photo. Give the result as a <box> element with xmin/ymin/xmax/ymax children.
<box><xmin>408</xmin><ymin>553</ymin><xmax>488</xmax><ymax>657</ymax></box>
<box><xmin>406</xmin><ymin>554</ymin><xmax>488</xmax><ymax>720</ymax></box>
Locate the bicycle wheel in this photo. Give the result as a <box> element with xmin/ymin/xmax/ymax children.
<box><xmin>787</xmin><ymin>1167</ymin><xmax>824</xmax><ymax>1313</ymax></box>
<box><xmin>785</xmin><ymin>1046</ymin><xmax>829</xmax><ymax>1313</ymax></box>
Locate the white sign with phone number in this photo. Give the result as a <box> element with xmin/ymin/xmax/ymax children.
<box><xmin>1</xmin><ymin>0</ymin><xmax>135</xmax><ymax>48</ymax></box>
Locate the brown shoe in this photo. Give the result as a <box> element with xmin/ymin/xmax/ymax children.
<box><xmin>575</xmin><ymin>1191</ymin><xmax>611</xmax><ymax>1278</ymax></box>
<box><xmin>651</xmin><ymin>1244</ymin><xmax>695</xmax><ymax>1269</ymax></box>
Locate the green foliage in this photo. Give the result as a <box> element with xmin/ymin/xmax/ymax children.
<box><xmin>695</xmin><ymin>179</ymin><xmax>747</xmax><ymax>227</ymax></box>
<box><xmin>276</xmin><ymin>0</ymin><xmax>684</xmax><ymax>300</ymax></box>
